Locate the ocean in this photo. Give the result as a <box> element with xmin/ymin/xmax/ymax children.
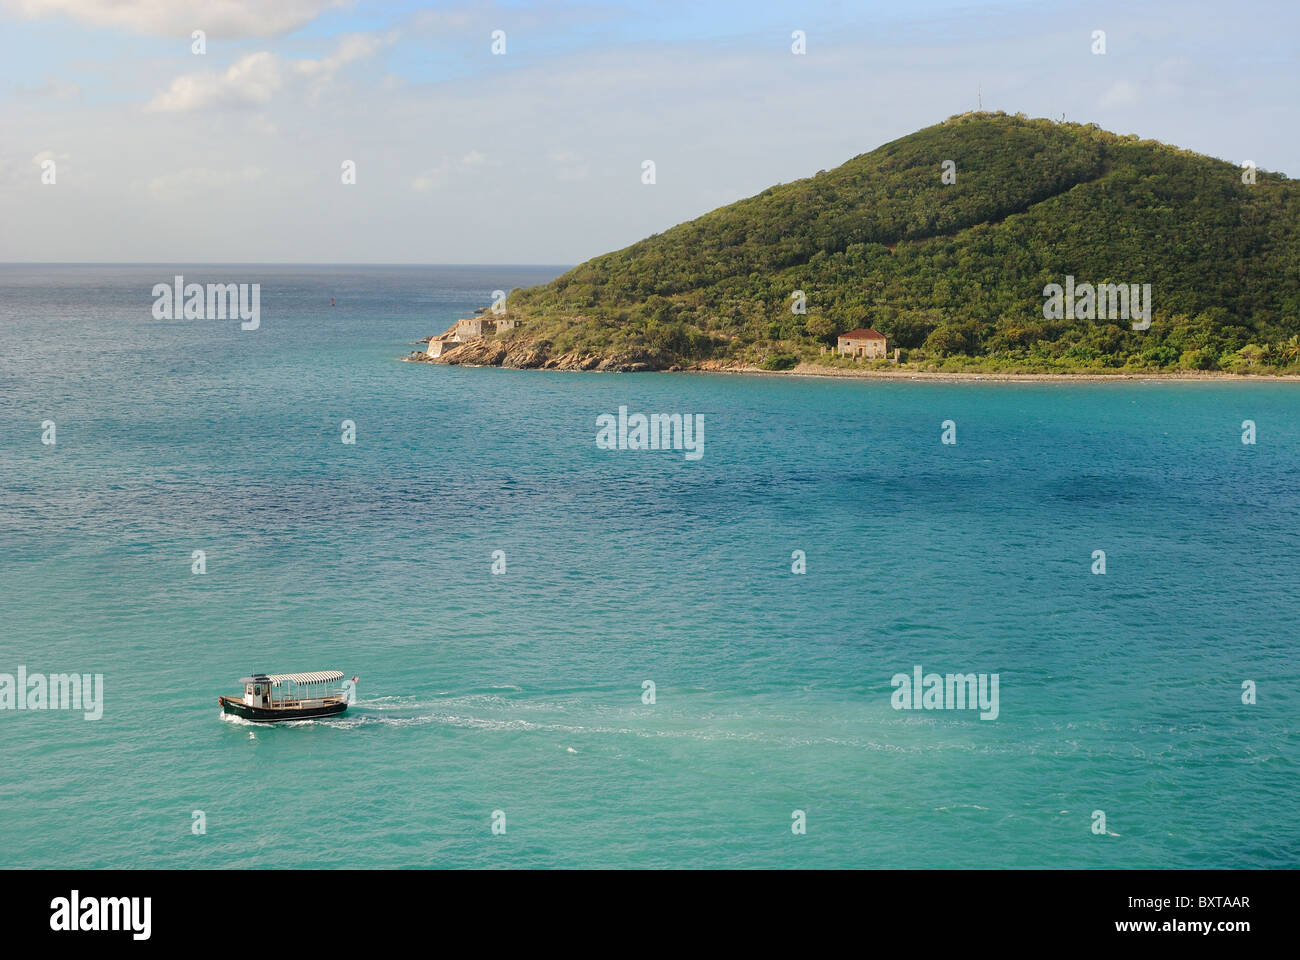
<box><xmin>1</xmin><ymin>264</ymin><xmax>1296</xmax><ymax>869</ymax></box>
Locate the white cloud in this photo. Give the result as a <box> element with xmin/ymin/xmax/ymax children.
<box><xmin>10</xmin><ymin>0</ymin><xmax>346</xmax><ymax>38</ymax></box>
<box><xmin>294</xmin><ymin>32</ymin><xmax>385</xmax><ymax>77</ymax></box>
<box><xmin>146</xmin><ymin>51</ymin><xmax>281</xmax><ymax>112</ymax></box>
<box><xmin>146</xmin><ymin>33</ymin><xmax>387</xmax><ymax>112</ymax></box>
<box><xmin>1098</xmin><ymin>79</ymin><xmax>1140</xmax><ymax>109</ymax></box>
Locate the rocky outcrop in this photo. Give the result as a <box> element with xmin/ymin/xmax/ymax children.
<box><xmin>405</xmin><ymin>334</ymin><xmax>666</xmax><ymax>372</ymax></box>
<box><xmin>694</xmin><ymin>357</ymin><xmax>752</xmax><ymax>373</ymax></box>
<box><xmin>503</xmin><ymin>346</ymin><xmax>547</xmax><ymax>369</ymax></box>
<box><xmin>542</xmin><ymin>350</ymin><xmax>604</xmax><ymax>370</ymax></box>
<box><xmin>438</xmin><ymin>338</ymin><xmax>508</xmax><ymax>365</ymax></box>
<box><xmin>591</xmin><ymin>353</ymin><xmax>658</xmax><ymax>372</ymax></box>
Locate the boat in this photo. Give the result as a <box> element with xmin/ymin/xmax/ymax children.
<box><xmin>218</xmin><ymin>671</ymin><xmax>354</xmax><ymax>722</ymax></box>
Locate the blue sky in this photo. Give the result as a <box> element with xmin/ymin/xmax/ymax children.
<box><xmin>1</xmin><ymin>0</ymin><xmax>1296</xmax><ymax>263</ymax></box>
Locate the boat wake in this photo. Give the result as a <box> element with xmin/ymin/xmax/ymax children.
<box><xmin>218</xmin><ymin>695</ymin><xmax>1018</xmax><ymax>754</ymax></box>
<box><xmin>308</xmin><ymin>696</ymin><xmax>911</xmax><ymax>750</ymax></box>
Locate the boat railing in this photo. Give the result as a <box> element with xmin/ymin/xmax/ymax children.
<box><xmin>273</xmin><ymin>694</ymin><xmax>346</xmax><ymax>708</ymax></box>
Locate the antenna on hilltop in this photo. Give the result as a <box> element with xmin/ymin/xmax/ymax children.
<box><xmin>978</xmin><ymin>84</ymin><xmax>982</xmax><ymax>110</ymax></box>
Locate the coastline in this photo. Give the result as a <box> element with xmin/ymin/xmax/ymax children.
<box><xmin>405</xmin><ymin>321</ymin><xmax>1300</xmax><ymax>383</ymax></box>
<box><xmin>712</xmin><ymin>363</ymin><xmax>1300</xmax><ymax>383</ymax></box>
<box><xmin>403</xmin><ymin>351</ymin><xmax>1300</xmax><ymax>384</ymax></box>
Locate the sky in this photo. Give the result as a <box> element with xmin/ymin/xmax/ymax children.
<box><xmin>1</xmin><ymin>0</ymin><xmax>1296</xmax><ymax>264</ymax></box>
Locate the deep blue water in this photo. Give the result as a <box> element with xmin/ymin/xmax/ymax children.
<box><xmin>1</xmin><ymin>264</ymin><xmax>1296</xmax><ymax>868</ymax></box>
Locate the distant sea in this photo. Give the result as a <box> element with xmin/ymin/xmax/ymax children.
<box><xmin>1</xmin><ymin>264</ymin><xmax>1296</xmax><ymax>869</ymax></box>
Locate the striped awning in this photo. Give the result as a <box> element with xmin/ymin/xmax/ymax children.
<box><xmin>267</xmin><ymin>671</ymin><xmax>345</xmax><ymax>686</ymax></box>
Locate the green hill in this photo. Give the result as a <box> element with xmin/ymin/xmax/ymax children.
<box><xmin>489</xmin><ymin>112</ymin><xmax>1300</xmax><ymax>374</ymax></box>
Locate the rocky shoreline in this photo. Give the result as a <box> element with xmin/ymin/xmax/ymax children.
<box><xmin>403</xmin><ymin>329</ymin><xmax>1300</xmax><ymax>382</ymax></box>
<box><xmin>403</xmin><ymin>333</ymin><xmax>756</xmax><ymax>373</ymax></box>
<box><xmin>405</xmin><ymin>336</ymin><xmax>649</xmax><ymax>371</ymax></box>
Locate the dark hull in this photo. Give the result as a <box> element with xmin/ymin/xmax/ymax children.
<box><xmin>219</xmin><ymin>696</ymin><xmax>348</xmax><ymax>723</ymax></box>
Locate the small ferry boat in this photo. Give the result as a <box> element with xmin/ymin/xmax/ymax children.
<box><xmin>219</xmin><ymin>671</ymin><xmax>354</xmax><ymax>722</ymax></box>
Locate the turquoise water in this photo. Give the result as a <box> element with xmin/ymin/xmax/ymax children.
<box><xmin>1</xmin><ymin>264</ymin><xmax>1297</xmax><ymax>869</ymax></box>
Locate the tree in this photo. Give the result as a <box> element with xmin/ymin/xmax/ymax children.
<box><xmin>804</xmin><ymin>314</ymin><xmax>835</xmax><ymax>341</ymax></box>
<box><xmin>924</xmin><ymin>324</ymin><xmax>968</xmax><ymax>356</ymax></box>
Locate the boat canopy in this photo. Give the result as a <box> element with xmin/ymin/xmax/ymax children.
<box><xmin>238</xmin><ymin>671</ymin><xmax>344</xmax><ymax>686</ymax></box>
<box><xmin>269</xmin><ymin>671</ymin><xmax>344</xmax><ymax>686</ymax></box>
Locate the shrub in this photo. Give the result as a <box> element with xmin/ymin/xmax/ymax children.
<box><xmin>760</xmin><ymin>353</ymin><xmax>799</xmax><ymax>371</ymax></box>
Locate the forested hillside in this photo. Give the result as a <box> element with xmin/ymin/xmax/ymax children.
<box><xmin>490</xmin><ymin>112</ymin><xmax>1300</xmax><ymax>373</ymax></box>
